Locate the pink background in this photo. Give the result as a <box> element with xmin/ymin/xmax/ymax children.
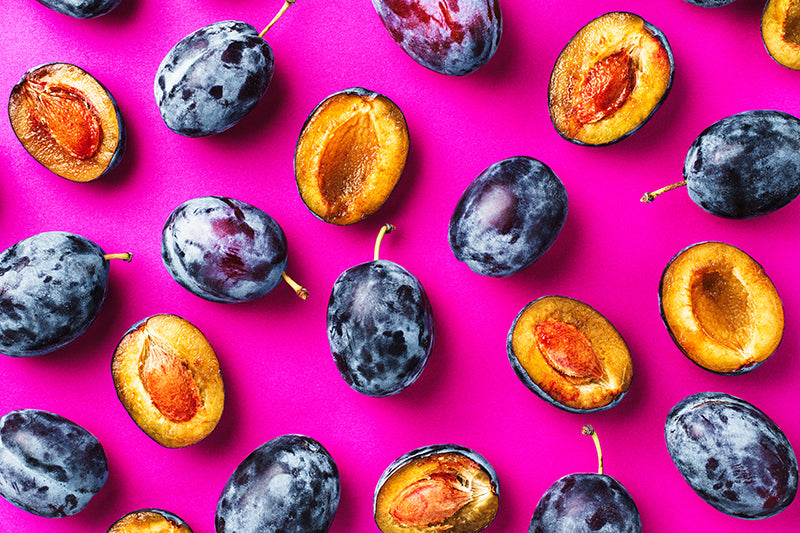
<box><xmin>1</xmin><ymin>0</ymin><xmax>799</xmax><ymax>531</ymax></box>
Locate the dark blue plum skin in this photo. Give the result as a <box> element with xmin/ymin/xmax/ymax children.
<box><xmin>372</xmin><ymin>0</ymin><xmax>502</xmax><ymax>76</ymax></box>
<box><xmin>683</xmin><ymin>0</ymin><xmax>736</xmax><ymax>6</ymax></box>
<box><xmin>684</xmin><ymin>110</ymin><xmax>800</xmax><ymax>218</ymax></box>
<box><xmin>665</xmin><ymin>391</ymin><xmax>798</xmax><ymax>519</ymax></box>
<box><xmin>155</xmin><ymin>21</ymin><xmax>274</xmax><ymax>137</ymax></box>
<box><xmin>0</xmin><ymin>409</ymin><xmax>108</xmax><ymax>518</ymax></box>
<box><xmin>529</xmin><ymin>473</ymin><xmax>641</xmax><ymax>533</ymax></box>
<box><xmin>34</xmin><ymin>0</ymin><xmax>120</xmax><ymax>18</ymax></box>
<box><xmin>162</xmin><ymin>196</ymin><xmax>288</xmax><ymax>303</ymax></box>
<box><xmin>449</xmin><ymin>156</ymin><xmax>568</xmax><ymax>277</ymax></box>
<box><xmin>215</xmin><ymin>434</ymin><xmax>340</xmax><ymax>533</ymax></box>
<box><xmin>327</xmin><ymin>260</ymin><xmax>434</xmax><ymax>397</ymax></box>
<box><xmin>0</xmin><ymin>231</ymin><xmax>110</xmax><ymax>357</ymax></box>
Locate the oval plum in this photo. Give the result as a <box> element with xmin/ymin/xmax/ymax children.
<box><xmin>665</xmin><ymin>391</ymin><xmax>798</xmax><ymax>519</ymax></box>
<box><xmin>0</xmin><ymin>409</ymin><xmax>108</xmax><ymax>518</ymax></box>
<box><xmin>448</xmin><ymin>156</ymin><xmax>568</xmax><ymax>277</ymax></box>
<box><xmin>34</xmin><ymin>0</ymin><xmax>121</xmax><ymax>18</ymax></box>
<box><xmin>215</xmin><ymin>434</ymin><xmax>340</xmax><ymax>533</ymax></box>
<box><xmin>371</xmin><ymin>0</ymin><xmax>502</xmax><ymax>76</ymax></box>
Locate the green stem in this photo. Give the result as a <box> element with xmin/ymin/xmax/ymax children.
<box><xmin>281</xmin><ymin>271</ymin><xmax>308</xmax><ymax>300</ymax></box>
<box><xmin>103</xmin><ymin>252</ymin><xmax>133</xmax><ymax>262</ymax></box>
<box><xmin>640</xmin><ymin>180</ymin><xmax>687</xmax><ymax>203</ymax></box>
<box><xmin>582</xmin><ymin>425</ymin><xmax>603</xmax><ymax>475</ymax></box>
<box><xmin>374</xmin><ymin>224</ymin><xmax>395</xmax><ymax>261</ymax></box>
<box><xmin>259</xmin><ymin>0</ymin><xmax>297</xmax><ymax>38</ymax></box>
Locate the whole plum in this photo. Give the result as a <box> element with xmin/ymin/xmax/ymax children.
<box><xmin>665</xmin><ymin>391</ymin><xmax>798</xmax><ymax>519</ymax></box>
<box><xmin>449</xmin><ymin>156</ymin><xmax>568</xmax><ymax>277</ymax></box>
<box><xmin>162</xmin><ymin>196</ymin><xmax>305</xmax><ymax>303</ymax></box>
<box><xmin>34</xmin><ymin>0</ymin><xmax>121</xmax><ymax>18</ymax></box>
<box><xmin>328</xmin><ymin>225</ymin><xmax>434</xmax><ymax>397</ymax></box>
<box><xmin>0</xmin><ymin>231</ymin><xmax>131</xmax><ymax>357</ymax></box>
<box><xmin>372</xmin><ymin>0</ymin><xmax>502</xmax><ymax>76</ymax></box>
<box><xmin>682</xmin><ymin>0</ymin><xmax>736</xmax><ymax>6</ymax></box>
<box><xmin>0</xmin><ymin>409</ymin><xmax>108</xmax><ymax>518</ymax></box>
<box><xmin>215</xmin><ymin>434</ymin><xmax>340</xmax><ymax>533</ymax></box>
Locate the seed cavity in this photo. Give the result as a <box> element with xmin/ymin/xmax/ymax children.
<box><xmin>535</xmin><ymin>320</ymin><xmax>604</xmax><ymax>380</ymax></box>
<box><xmin>389</xmin><ymin>472</ymin><xmax>473</xmax><ymax>527</ymax></box>
<box><xmin>575</xmin><ymin>51</ymin><xmax>636</xmax><ymax>124</ymax></box>
<box><xmin>139</xmin><ymin>333</ymin><xmax>201</xmax><ymax>423</ymax></box>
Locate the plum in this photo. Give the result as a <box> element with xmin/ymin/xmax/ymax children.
<box><xmin>371</xmin><ymin>0</ymin><xmax>502</xmax><ymax>76</ymax></box>
<box><xmin>108</xmin><ymin>509</ymin><xmax>193</xmax><ymax>532</ymax></box>
<box><xmin>682</xmin><ymin>0</ymin><xmax>736</xmax><ymax>6</ymax></box>
<box><xmin>448</xmin><ymin>156</ymin><xmax>568</xmax><ymax>277</ymax></box>
<box><xmin>530</xmin><ymin>426</ymin><xmax>641</xmax><ymax>533</ymax></box>
<box><xmin>327</xmin><ymin>224</ymin><xmax>434</xmax><ymax>397</ymax></box>
<box><xmin>34</xmin><ymin>0</ymin><xmax>121</xmax><ymax>18</ymax></box>
<box><xmin>0</xmin><ymin>231</ymin><xmax>131</xmax><ymax>357</ymax></box>
<box><xmin>8</xmin><ymin>63</ymin><xmax>126</xmax><ymax>182</ymax></box>
<box><xmin>161</xmin><ymin>196</ymin><xmax>306</xmax><ymax>303</ymax></box>
<box><xmin>0</xmin><ymin>409</ymin><xmax>108</xmax><ymax>518</ymax></box>
<box><xmin>215</xmin><ymin>434</ymin><xmax>340</xmax><ymax>533</ymax></box>
<box><xmin>762</xmin><ymin>0</ymin><xmax>800</xmax><ymax>70</ymax></box>
<box><xmin>642</xmin><ymin>109</ymin><xmax>800</xmax><ymax>218</ymax></box>
<box><xmin>374</xmin><ymin>444</ymin><xmax>499</xmax><ymax>533</ymax></box>
<box><xmin>665</xmin><ymin>392</ymin><xmax>798</xmax><ymax>519</ymax></box>
<box><xmin>155</xmin><ymin>1</ymin><xmax>296</xmax><ymax>137</ymax></box>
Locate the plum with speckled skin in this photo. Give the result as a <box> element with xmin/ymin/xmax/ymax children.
<box><xmin>215</xmin><ymin>434</ymin><xmax>339</xmax><ymax>533</ymax></box>
<box><xmin>155</xmin><ymin>21</ymin><xmax>274</xmax><ymax>137</ymax></box>
<box><xmin>449</xmin><ymin>156</ymin><xmax>568</xmax><ymax>277</ymax></box>
<box><xmin>0</xmin><ymin>409</ymin><xmax>108</xmax><ymax>518</ymax></box>
<box><xmin>682</xmin><ymin>0</ymin><xmax>736</xmax><ymax>6</ymax></box>
<box><xmin>372</xmin><ymin>0</ymin><xmax>502</xmax><ymax>76</ymax></box>
<box><xmin>0</xmin><ymin>231</ymin><xmax>118</xmax><ymax>357</ymax></box>
<box><xmin>35</xmin><ymin>0</ymin><xmax>120</xmax><ymax>18</ymax></box>
<box><xmin>684</xmin><ymin>110</ymin><xmax>800</xmax><ymax>218</ymax></box>
<box><xmin>162</xmin><ymin>196</ymin><xmax>288</xmax><ymax>303</ymax></box>
<box><xmin>665</xmin><ymin>392</ymin><xmax>798</xmax><ymax>519</ymax></box>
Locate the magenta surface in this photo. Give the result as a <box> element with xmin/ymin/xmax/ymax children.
<box><xmin>1</xmin><ymin>0</ymin><xmax>799</xmax><ymax>531</ymax></box>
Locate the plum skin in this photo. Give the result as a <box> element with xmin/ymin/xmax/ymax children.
<box><xmin>215</xmin><ymin>434</ymin><xmax>340</xmax><ymax>533</ymax></box>
<box><xmin>665</xmin><ymin>391</ymin><xmax>798</xmax><ymax>519</ymax></box>
<box><xmin>449</xmin><ymin>156</ymin><xmax>568</xmax><ymax>277</ymax></box>
<box><xmin>161</xmin><ymin>196</ymin><xmax>288</xmax><ymax>303</ymax></box>
<box><xmin>327</xmin><ymin>260</ymin><xmax>434</xmax><ymax>397</ymax></box>
<box><xmin>371</xmin><ymin>0</ymin><xmax>502</xmax><ymax>76</ymax></box>
<box><xmin>34</xmin><ymin>0</ymin><xmax>121</xmax><ymax>18</ymax></box>
<box><xmin>0</xmin><ymin>409</ymin><xmax>108</xmax><ymax>518</ymax></box>
<box><xmin>155</xmin><ymin>21</ymin><xmax>274</xmax><ymax>137</ymax></box>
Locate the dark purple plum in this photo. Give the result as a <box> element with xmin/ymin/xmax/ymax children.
<box><xmin>328</xmin><ymin>225</ymin><xmax>434</xmax><ymax>397</ymax></box>
<box><xmin>371</xmin><ymin>0</ymin><xmax>502</xmax><ymax>76</ymax></box>
<box><xmin>215</xmin><ymin>434</ymin><xmax>339</xmax><ymax>533</ymax></box>
<box><xmin>449</xmin><ymin>156</ymin><xmax>568</xmax><ymax>277</ymax></box>
<box><xmin>34</xmin><ymin>0</ymin><xmax>121</xmax><ymax>18</ymax></box>
<box><xmin>643</xmin><ymin>110</ymin><xmax>800</xmax><ymax>218</ymax></box>
<box><xmin>665</xmin><ymin>391</ymin><xmax>798</xmax><ymax>519</ymax></box>
<box><xmin>162</xmin><ymin>196</ymin><xmax>305</xmax><ymax>303</ymax></box>
<box><xmin>682</xmin><ymin>0</ymin><xmax>736</xmax><ymax>6</ymax></box>
<box><xmin>0</xmin><ymin>409</ymin><xmax>108</xmax><ymax>518</ymax></box>
<box><xmin>0</xmin><ymin>231</ymin><xmax>130</xmax><ymax>357</ymax></box>
<box><xmin>530</xmin><ymin>426</ymin><xmax>641</xmax><ymax>533</ymax></box>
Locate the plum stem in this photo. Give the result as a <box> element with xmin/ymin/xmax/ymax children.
<box><xmin>374</xmin><ymin>223</ymin><xmax>395</xmax><ymax>261</ymax></box>
<box><xmin>640</xmin><ymin>180</ymin><xmax>687</xmax><ymax>203</ymax></box>
<box><xmin>259</xmin><ymin>0</ymin><xmax>297</xmax><ymax>38</ymax></box>
<box><xmin>281</xmin><ymin>271</ymin><xmax>308</xmax><ymax>299</ymax></box>
<box><xmin>582</xmin><ymin>425</ymin><xmax>603</xmax><ymax>475</ymax></box>
<box><xmin>103</xmin><ymin>252</ymin><xmax>133</xmax><ymax>262</ymax></box>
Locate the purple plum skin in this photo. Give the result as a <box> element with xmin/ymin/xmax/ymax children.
<box><xmin>161</xmin><ymin>196</ymin><xmax>288</xmax><ymax>303</ymax></box>
<box><xmin>34</xmin><ymin>0</ymin><xmax>120</xmax><ymax>18</ymax></box>
<box><xmin>371</xmin><ymin>0</ymin><xmax>502</xmax><ymax>76</ymax></box>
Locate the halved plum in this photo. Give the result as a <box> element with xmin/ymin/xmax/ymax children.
<box><xmin>659</xmin><ymin>242</ymin><xmax>784</xmax><ymax>374</ymax></box>
<box><xmin>295</xmin><ymin>88</ymin><xmax>409</xmax><ymax>225</ymax></box>
<box><xmin>762</xmin><ymin>0</ymin><xmax>800</xmax><ymax>70</ymax></box>
<box><xmin>507</xmin><ymin>296</ymin><xmax>633</xmax><ymax>413</ymax></box>
<box><xmin>548</xmin><ymin>12</ymin><xmax>673</xmax><ymax>146</ymax></box>
<box><xmin>107</xmin><ymin>509</ymin><xmax>193</xmax><ymax>532</ymax></box>
<box><xmin>8</xmin><ymin>63</ymin><xmax>125</xmax><ymax>182</ymax></box>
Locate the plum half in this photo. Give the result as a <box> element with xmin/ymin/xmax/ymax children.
<box><xmin>762</xmin><ymin>0</ymin><xmax>800</xmax><ymax>70</ymax></box>
<box><xmin>374</xmin><ymin>444</ymin><xmax>499</xmax><ymax>533</ymax></box>
<box><xmin>295</xmin><ymin>88</ymin><xmax>409</xmax><ymax>225</ymax></box>
<box><xmin>659</xmin><ymin>242</ymin><xmax>784</xmax><ymax>375</ymax></box>
<box><xmin>9</xmin><ymin>63</ymin><xmax>125</xmax><ymax>182</ymax></box>
<box><xmin>507</xmin><ymin>296</ymin><xmax>632</xmax><ymax>413</ymax></box>
<box><xmin>548</xmin><ymin>12</ymin><xmax>673</xmax><ymax>146</ymax></box>
<box><xmin>108</xmin><ymin>509</ymin><xmax>193</xmax><ymax>532</ymax></box>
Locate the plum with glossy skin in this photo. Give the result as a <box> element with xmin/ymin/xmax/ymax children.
<box><xmin>215</xmin><ymin>434</ymin><xmax>340</xmax><ymax>533</ymax></box>
<box><xmin>162</xmin><ymin>196</ymin><xmax>305</xmax><ymax>303</ymax></box>
<box><xmin>448</xmin><ymin>156</ymin><xmax>568</xmax><ymax>277</ymax></box>
<box><xmin>530</xmin><ymin>426</ymin><xmax>641</xmax><ymax>533</ymax></box>
<box><xmin>643</xmin><ymin>110</ymin><xmax>800</xmax><ymax>218</ymax></box>
<box><xmin>328</xmin><ymin>225</ymin><xmax>434</xmax><ymax>397</ymax></box>
<box><xmin>665</xmin><ymin>392</ymin><xmax>798</xmax><ymax>519</ymax></box>
<box><xmin>0</xmin><ymin>409</ymin><xmax>108</xmax><ymax>518</ymax></box>
<box><xmin>762</xmin><ymin>0</ymin><xmax>800</xmax><ymax>70</ymax></box>
<box><xmin>108</xmin><ymin>509</ymin><xmax>193</xmax><ymax>532</ymax></box>
<box><xmin>0</xmin><ymin>231</ymin><xmax>131</xmax><ymax>357</ymax></box>
<box><xmin>371</xmin><ymin>0</ymin><xmax>502</xmax><ymax>76</ymax></box>
<box><xmin>374</xmin><ymin>444</ymin><xmax>499</xmax><ymax>533</ymax></box>
<box><xmin>34</xmin><ymin>0</ymin><xmax>120</xmax><ymax>18</ymax></box>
